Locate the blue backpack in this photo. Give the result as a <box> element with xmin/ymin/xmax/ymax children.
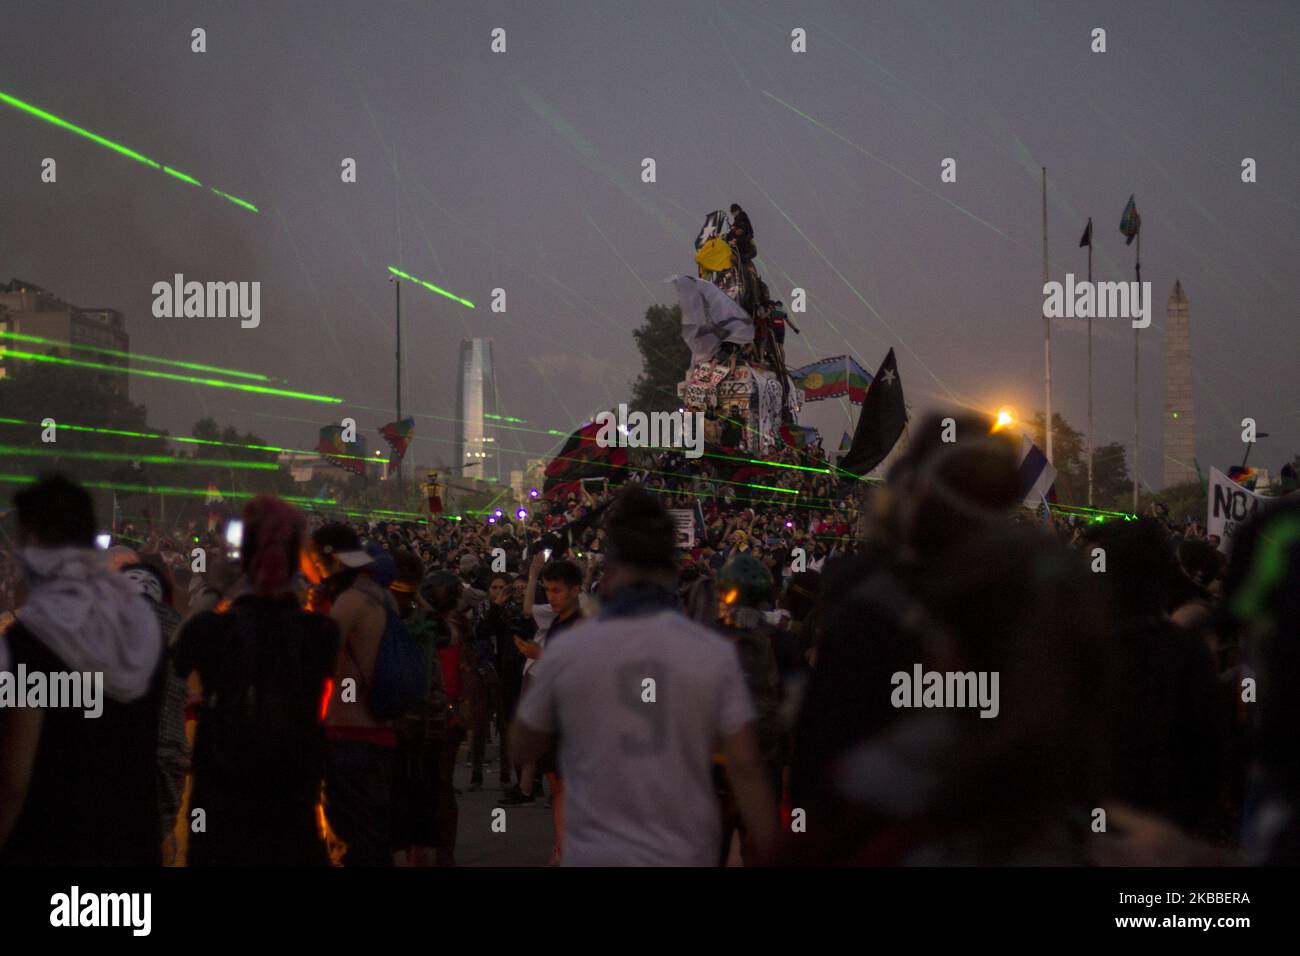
<box><xmin>348</xmin><ymin>604</ymin><xmax>427</xmax><ymax>720</ymax></box>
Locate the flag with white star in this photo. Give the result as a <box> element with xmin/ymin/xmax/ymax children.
<box><xmin>840</xmin><ymin>348</ymin><xmax>907</xmax><ymax>476</ymax></box>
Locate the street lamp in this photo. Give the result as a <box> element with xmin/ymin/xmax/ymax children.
<box><xmin>387</xmin><ymin>271</ymin><xmax>402</xmax><ymax>480</ymax></box>
<box><xmin>1242</xmin><ymin>431</ymin><xmax>1269</xmax><ymax>468</ymax></box>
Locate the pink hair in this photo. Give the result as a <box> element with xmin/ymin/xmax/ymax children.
<box><xmin>242</xmin><ymin>496</ymin><xmax>304</xmax><ymax>596</ymax></box>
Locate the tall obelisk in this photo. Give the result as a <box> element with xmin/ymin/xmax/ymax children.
<box><xmin>1163</xmin><ymin>280</ymin><xmax>1196</xmax><ymax>487</ymax></box>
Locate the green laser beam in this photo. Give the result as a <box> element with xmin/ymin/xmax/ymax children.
<box><xmin>0</xmin><ymin>348</ymin><xmax>342</xmax><ymax>403</ymax></box>
<box><xmin>162</xmin><ymin>166</ymin><xmax>202</xmax><ymax>187</ymax></box>
<box><xmin>0</xmin><ymin>473</ymin><xmax>334</xmax><ymax>505</ymax></box>
<box><xmin>0</xmin><ymin>89</ymin><xmax>259</xmax><ymax>213</ymax></box>
<box><xmin>638</xmin><ymin>484</ymin><xmax>836</xmax><ymax>512</ymax></box>
<box><xmin>210</xmin><ymin>188</ymin><xmax>259</xmax><ymax>213</ymax></box>
<box><xmin>1046</xmin><ymin>502</ymin><xmax>1137</xmax><ymax>519</ymax></box>
<box><xmin>324</xmin><ymin>508</ymin><xmax>464</xmax><ymax>522</ymax></box>
<box><xmin>387</xmin><ymin>267</ymin><xmax>476</xmax><ymax>309</ymax></box>
<box><xmin>759</xmin><ymin>90</ymin><xmax>1031</xmax><ymax>256</ymax></box>
<box><xmin>0</xmin><ymin>445</ymin><xmax>278</xmax><ymax>470</ymax></box>
<box><xmin>0</xmin><ymin>330</ymin><xmax>269</xmax><ymax>381</ymax></box>
<box><xmin>540</xmin><ymin>455</ymin><xmax>809</xmax><ymax>498</ymax></box>
<box><xmin>236</xmin><ymin>406</ymin><xmax>855</xmax><ymax>506</ymax></box>
<box><xmin>702</xmin><ymin>451</ymin><xmax>833</xmax><ymax>475</ymax></box>
<box><xmin>0</xmin><ymin>417</ymin><xmax>386</xmax><ymax>463</ymax></box>
<box><xmin>349</xmin><ymin>402</ymin><xmax>563</xmax><ymax>440</ymax></box>
<box><xmin>0</xmin><ymin>91</ymin><xmax>157</xmax><ymax>167</ymax></box>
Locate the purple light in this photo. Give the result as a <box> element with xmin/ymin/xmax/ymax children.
<box><xmin>517</xmin><ymin>508</ymin><xmax>528</xmax><ymax>519</ymax></box>
<box><xmin>488</xmin><ymin>517</ymin><xmax>496</xmax><ymax>524</ymax></box>
<box><xmin>494</xmin><ymin>509</ymin><xmax>504</xmax><ymax>517</ymax></box>
<box><xmin>529</xmin><ymin>488</ymin><xmax>539</xmax><ymax>498</ymax></box>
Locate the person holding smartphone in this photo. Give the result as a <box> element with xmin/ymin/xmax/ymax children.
<box><xmin>498</xmin><ymin>553</ymin><xmax>586</xmax><ymax>858</ymax></box>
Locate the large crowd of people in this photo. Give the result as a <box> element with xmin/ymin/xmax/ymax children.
<box><xmin>1</xmin><ymin>413</ymin><xmax>1297</xmax><ymax>867</ymax></box>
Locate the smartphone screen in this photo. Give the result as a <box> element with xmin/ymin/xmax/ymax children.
<box><xmin>225</xmin><ymin>520</ymin><xmax>244</xmax><ymax>552</ymax></box>
<box><xmin>95</xmin><ymin>533</ymin><xmax>112</xmax><ymax>550</ymax></box>
<box><xmin>543</xmin><ymin>548</ymin><xmax>553</xmax><ymax>561</ymax></box>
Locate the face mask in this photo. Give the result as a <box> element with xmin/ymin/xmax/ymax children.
<box><xmin>122</xmin><ymin>567</ymin><xmax>164</xmax><ymax>604</ymax></box>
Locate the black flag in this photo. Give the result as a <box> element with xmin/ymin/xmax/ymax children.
<box><xmin>542</xmin><ymin>421</ymin><xmax>628</xmax><ymax>499</ymax></box>
<box><xmin>1079</xmin><ymin>217</ymin><xmax>1092</xmax><ymax>248</ymax></box>
<box><xmin>840</xmin><ymin>348</ymin><xmax>906</xmax><ymax>476</ymax></box>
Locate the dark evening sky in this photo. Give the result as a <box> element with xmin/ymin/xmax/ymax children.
<box><xmin>3</xmin><ymin>0</ymin><xmax>1297</xmax><ymax>484</ymax></box>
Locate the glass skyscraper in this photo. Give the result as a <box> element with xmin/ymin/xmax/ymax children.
<box><xmin>455</xmin><ymin>337</ymin><xmax>499</xmax><ymax>481</ymax></box>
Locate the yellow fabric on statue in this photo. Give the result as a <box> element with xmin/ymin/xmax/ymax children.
<box><xmin>695</xmin><ymin>237</ymin><xmax>733</xmax><ymax>276</ymax></box>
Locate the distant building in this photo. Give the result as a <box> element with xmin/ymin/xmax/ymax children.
<box><xmin>1163</xmin><ymin>280</ymin><xmax>1197</xmax><ymax>487</ymax></box>
<box><xmin>0</xmin><ymin>278</ymin><xmax>130</xmax><ymax>396</ymax></box>
<box><xmin>456</xmin><ymin>338</ymin><xmax>500</xmax><ymax>481</ymax></box>
<box><xmin>278</xmin><ymin>451</ymin><xmax>342</xmax><ymax>485</ymax></box>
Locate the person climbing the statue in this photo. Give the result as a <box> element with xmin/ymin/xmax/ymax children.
<box><xmin>729</xmin><ymin>204</ymin><xmax>756</xmax><ymax>262</ymax></box>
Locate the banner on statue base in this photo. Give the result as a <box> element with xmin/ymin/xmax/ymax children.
<box><xmin>751</xmin><ymin>367</ymin><xmax>785</xmax><ymax>454</ymax></box>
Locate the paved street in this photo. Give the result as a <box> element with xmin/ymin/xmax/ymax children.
<box><xmin>168</xmin><ymin>724</ymin><xmax>555</xmax><ymax>867</ymax></box>
<box><xmin>449</xmin><ymin>734</ymin><xmax>553</xmax><ymax>867</ymax></box>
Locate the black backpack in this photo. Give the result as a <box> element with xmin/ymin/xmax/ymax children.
<box><xmin>199</xmin><ymin>603</ymin><xmax>325</xmax><ymax>800</ymax></box>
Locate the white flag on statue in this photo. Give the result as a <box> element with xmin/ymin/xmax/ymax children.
<box><xmin>669</xmin><ymin>275</ymin><xmax>754</xmax><ymax>364</ymax></box>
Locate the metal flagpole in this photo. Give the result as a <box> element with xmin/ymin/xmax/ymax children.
<box><xmin>1042</xmin><ymin>168</ymin><xmax>1052</xmax><ymax>464</ymax></box>
<box><xmin>395</xmin><ymin>277</ymin><xmax>402</xmax><ymax>483</ymax></box>
<box><xmin>1086</xmin><ymin>220</ymin><xmax>1094</xmax><ymax>506</ymax></box>
<box><xmin>1133</xmin><ymin>227</ymin><xmax>1141</xmax><ymax>512</ymax></box>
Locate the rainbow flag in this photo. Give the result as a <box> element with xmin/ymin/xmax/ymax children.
<box><xmin>790</xmin><ymin>355</ymin><xmax>873</xmax><ymax>404</ymax></box>
<box><xmin>379</xmin><ymin>417</ymin><xmax>415</xmax><ymax>476</ymax></box>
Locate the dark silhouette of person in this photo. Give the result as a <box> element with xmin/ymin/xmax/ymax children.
<box><xmin>729</xmin><ymin>204</ymin><xmax>756</xmax><ymax>261</ymax></box>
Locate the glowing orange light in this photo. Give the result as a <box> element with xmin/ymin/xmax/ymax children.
<box><xmin>315</xmin><ymin>785</ymin><xmax>347</xmax><ymax>866</ymax></box>
<box><xmin>992</xmin><ymin>408</ymin><xmax>1016</xmax><ymax>433</ymax></box>
<box><xmin>319</xmin><ymin>678</ymin><xmax>334</xmax><ymax>721</ymax></box>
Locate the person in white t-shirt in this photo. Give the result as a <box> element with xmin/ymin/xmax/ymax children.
<box><xmin>510</xmin><ymin>485</ymin><xmax>777</xmax><ymax>866</ymax></box>
<box><xmin>503</xmin><ymin>552</ymin><xmax>588</xmax><ymax>862</ymax></box>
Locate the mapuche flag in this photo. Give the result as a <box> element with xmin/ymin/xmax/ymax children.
<box><xmin>779</xmin><ymin>423</ymin><xmax>819</xmax><ymax>450</ymax></box>
<box><xmin>317</xmin><ymin>424</ymin><xmax>366</xmax><ymax>476</ymax></box>
<box><xmin>840</xmin><ymin>348</ymin><xmax>906</xmax><ymax>477</ymax></box>
<box><xmin>542</xmin><ymin>421</ymin><xmax>629</xmax><ymax>499</ymax></box>
<box><xmin>379</xmin><ymin>417</ymin><xmax>415</xmax><ymax>475</ymax></box>
<box><xmin>1119</xmin><ymin>195</ymin><xmax>1141</xmax><ymax>246</ymax></box>
<box><xmin>790</xmin><ymin>355</ymin><xmax>873</xmax><ymax>404</ymax></box>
